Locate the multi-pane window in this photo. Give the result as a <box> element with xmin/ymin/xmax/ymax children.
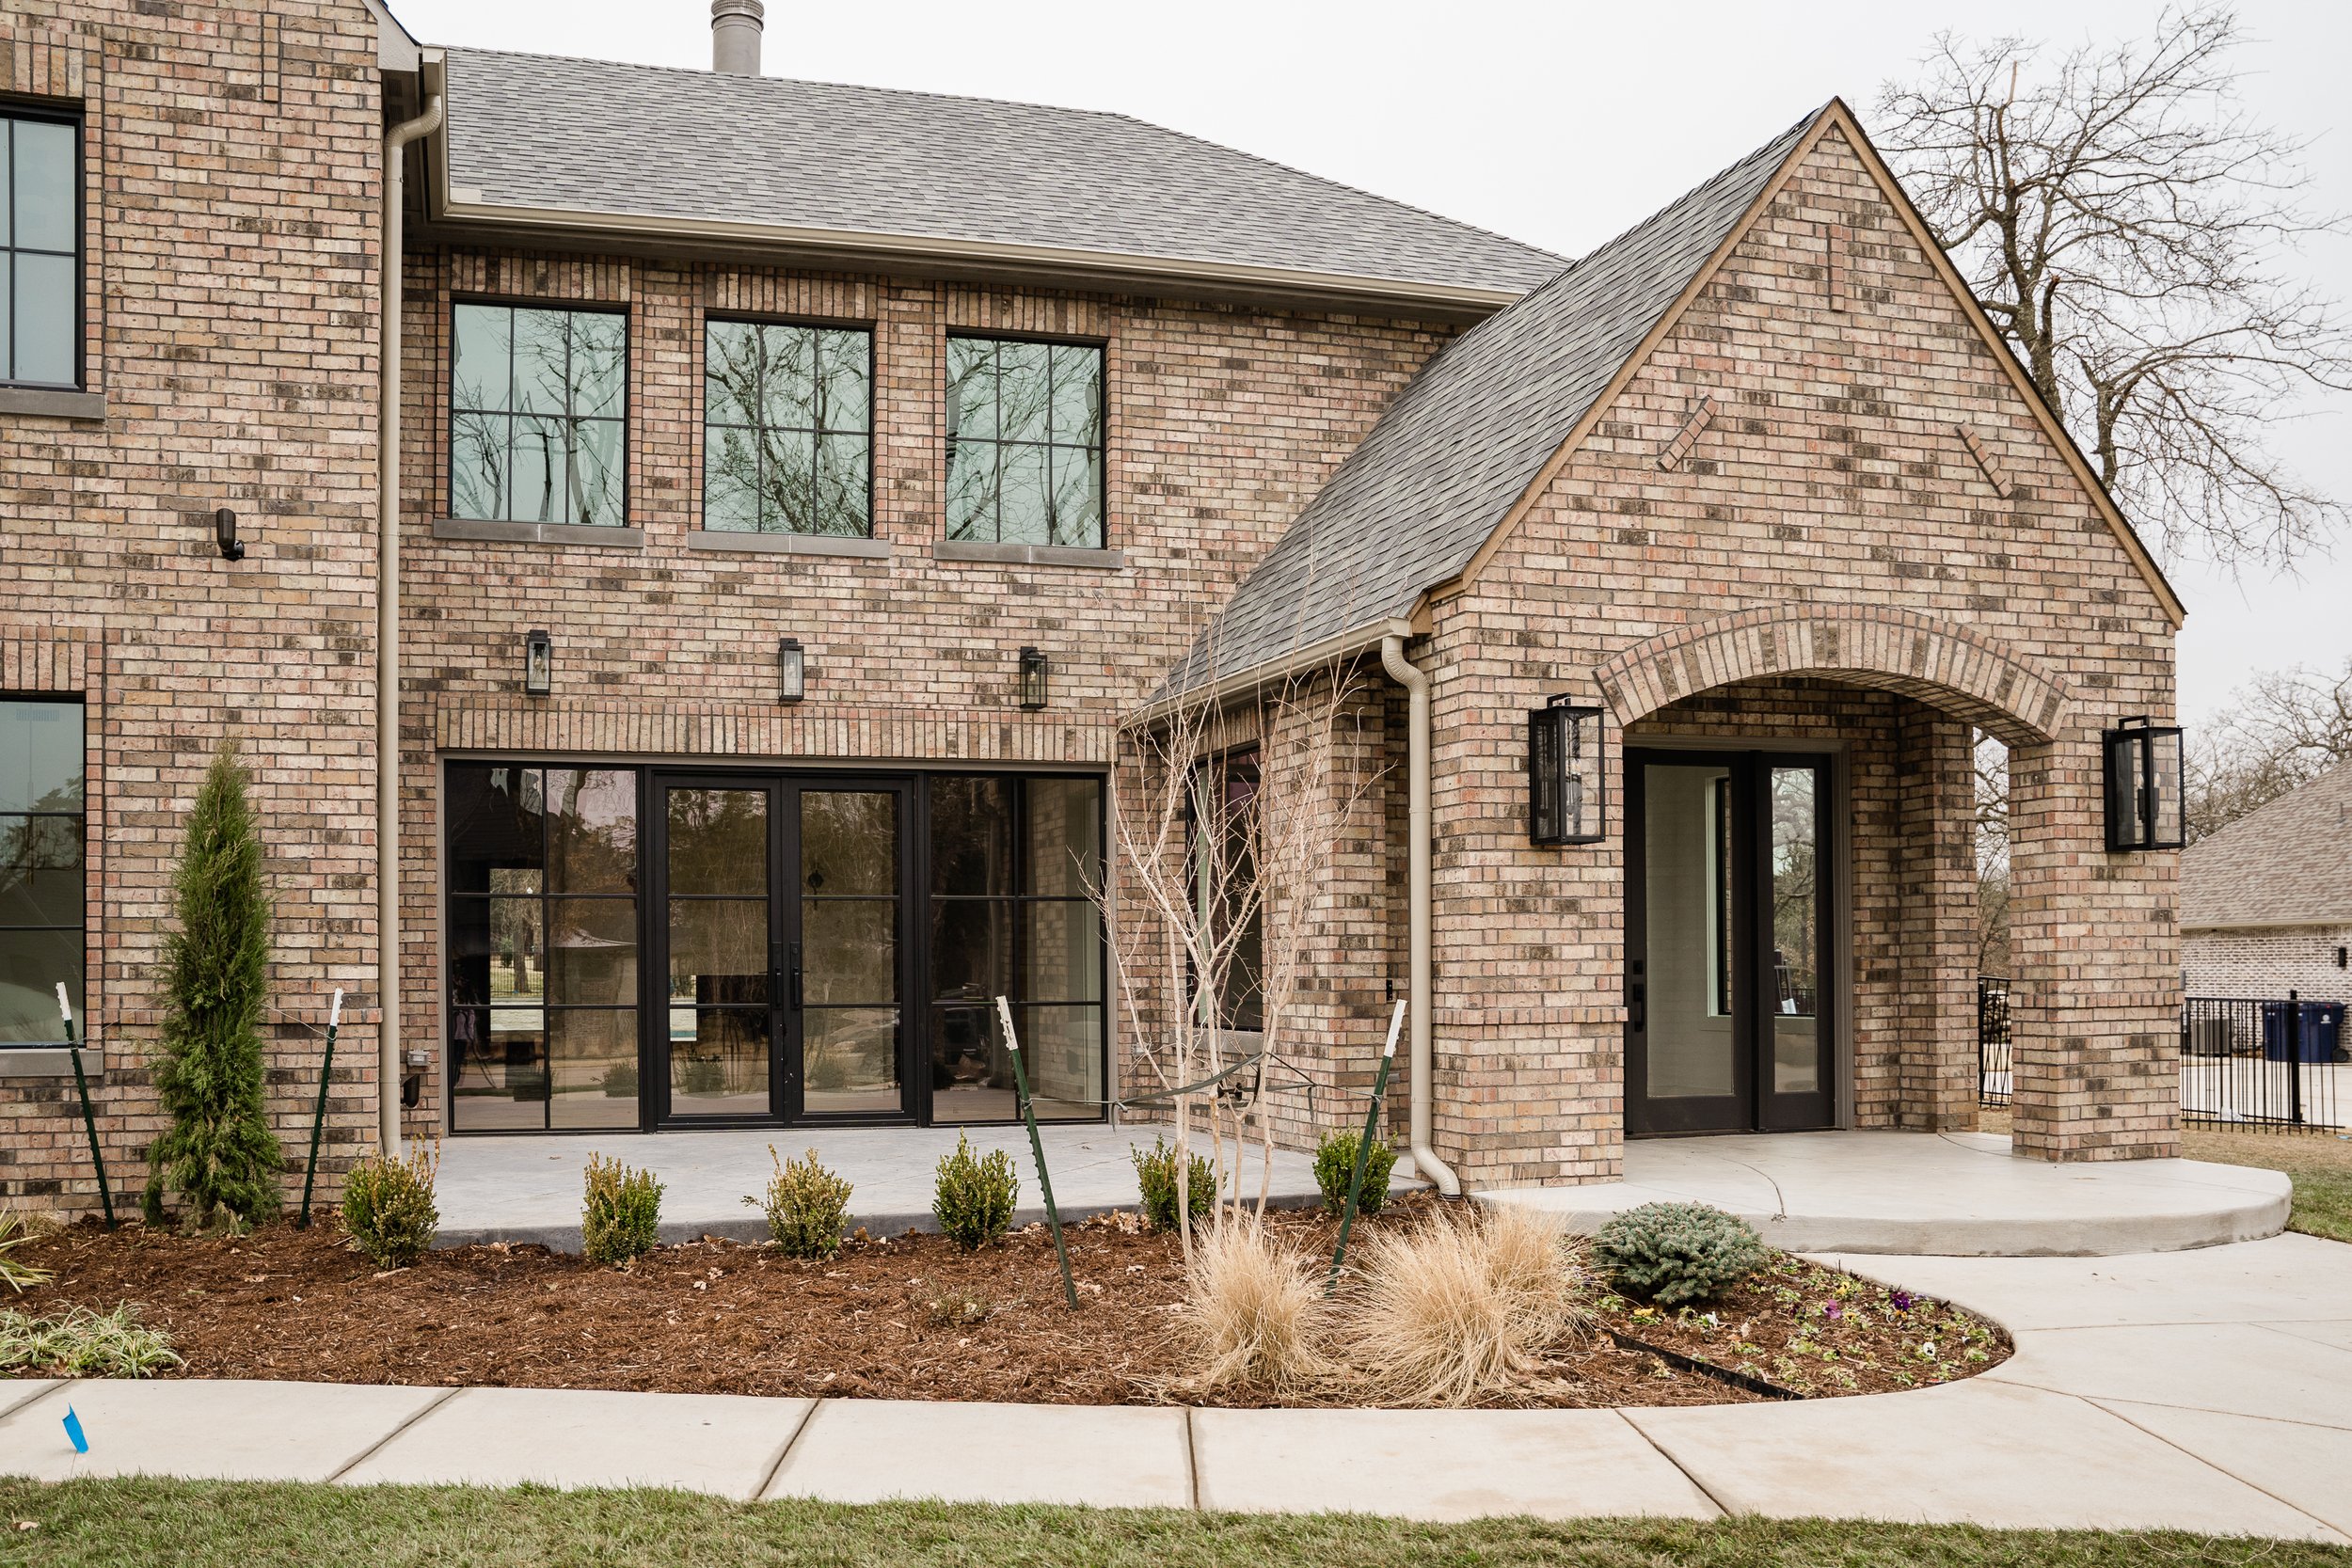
<box><xmin>0</xmin><ymin>699</ymin><xmax>85</xmax><ymax>1046</ymax></box>
<box><xmin>2</xmin><ymin>109</ymin><xmax>79</xmax><ymax>388</ymax></box>
<box><xmin>704</xmin><ymin>320</ymin><xmax>872</xmax><ymax>536</ymax></box>
<box><xmin>928</xmin><ymin>775</ymin><xmax>1104</xmax><ymax>1121</ymax></box>
<box><xmin>451</xmin><ymin>304</ymin><xmax>628</xmax><ymax>527</ymax></box>
<box><xmin>946</xmin><ymin>337</ymin><xmax>1104</xmax><ymax>548</ymax></box>
<box><xmin>1191</xmin><ymin>752</ymin><xmax>1263</xmax><ymax>1032</ymax></box>
<box><xmin>446</xmin><ymin>766</ymin><xmax>640</xmax><ymax>1132</ymax></box>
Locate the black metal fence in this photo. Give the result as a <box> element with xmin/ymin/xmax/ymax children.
<box><xmin>1976</xmin><ymin>981</ymin><xmax>2347</xmax><ymax>1132</ymax></box>
<box><xmin>1978</xmin><ymin>976</ymin><xmax>2011</xmax><ymax>1108</ymax></box>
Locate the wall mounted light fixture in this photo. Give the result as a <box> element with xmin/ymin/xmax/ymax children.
<box><xmin>1018</xmin><ymin>646</ymin><xmax>1050</xmax><ymax>711</ymax></box>
<box><xmin>2103</xmin><ymin>716</ymin><xmax>2184</xmax><ymax>850</ymax></box>
<box><xmin>523</xmin><ymin>629</ymin><xmax>552</xmax><ymax>697</ymax></box>
<box><xmin>214</xmin><ymin>507</ymin><xmax>246</xmax><ymax>562</ymax></box>
<box><xmin>1528</xmin><ymin>697</ymin><xmax>1606</xmax><ymax>846</ymax></box>
<box><xmin>778</xmin><ymin>637</ymin><xmax>805</xmax><ymax>704</ymax></box>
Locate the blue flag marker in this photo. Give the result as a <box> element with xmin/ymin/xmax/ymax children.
<box><xmin>62</xmin><ymin>1406</ymin><xmax>87</xmax><ymax>1455</ymax></box>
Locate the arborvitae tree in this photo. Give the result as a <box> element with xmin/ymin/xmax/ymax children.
<box><xmin>144</xmin><ymin>743</ymin><xmax>281</xmax><ymax>1230</ymax></box>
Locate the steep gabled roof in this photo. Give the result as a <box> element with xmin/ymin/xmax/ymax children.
<box><xmin>2184</xmin><ymin>765</ymin><xmax>2352</xmax><ymax>929</ymax></box>
<box><xmin>1159</xmin><ymin>110</ymin><xmax>1819</xmax><ymax>699</ymax></box>
<box><xmin>434</xmin><ymin>48</ymin><xmax>1565</xmax><ymax>308</ymax></box>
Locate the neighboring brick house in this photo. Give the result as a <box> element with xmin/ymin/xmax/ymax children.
<box><xmin>2183</xmin><ymin>766</ymin><xmax>2352</xmax><ymax>1004</ymax></box>
<box><xmin>0</xmin><ymin>0</ymin><xmax>2185</xmax><ymax>1218</ymax></box>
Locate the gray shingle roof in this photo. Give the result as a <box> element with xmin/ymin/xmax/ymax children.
<box><xmin>1162</xmin><ymin>109</ymin><xmax>1822</xmax><ymax>697</ymax></box>
<box><xmin>2183</xmin><ymin>765</ymin><xmax>2352</xmax><ymax>928</ymax></box>
<box><xmin>437</xmin><ymin>48</ymin><xmax>1564</xmax><ymax>298</ymax></box>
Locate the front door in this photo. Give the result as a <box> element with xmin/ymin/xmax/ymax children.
<box><xmin>1626</xmin><ymin>751</ymin><xmax>1834</xmax><ymax>1135</ymax></box>
<box><xmin>651</xmin><ymin>774</ymin><xmax>913</xmax><ymax>1125</ymax></box>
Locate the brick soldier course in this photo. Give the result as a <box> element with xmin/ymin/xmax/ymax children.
<box><xmin>1</xmin><ymin>4</ymin><xmax>2184</xmax><ymax>1221</ymax></box>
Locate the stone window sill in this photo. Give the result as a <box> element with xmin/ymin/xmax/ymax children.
<box><xmin>0</xmin><ymin>1046</ymin><xmax>99</xmax><ymax>1080</ymax></box>
<box><xmin>934</xmin><ymin>539</ymin><xmax>1127</xmax><ymax>571</ymax></box>
<box><xmin>434</xmin><ymin>518</ymin><xmax>646</xmax><ymax>548</ymax></box>
<box><xmin>685</xmin><ymin>531</ymin><xmax>893</xmax><ymax>561</ymax></box>
<box><xmin>0</xmin><ymin>387</ymin><xmax>105</xmax><ymax>420</ymax></box>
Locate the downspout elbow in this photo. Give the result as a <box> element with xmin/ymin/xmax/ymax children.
<box><xmin>1380</xmin><ymin>635</ymin><xmax>1460</xmax><ymax>1197</ymax></box>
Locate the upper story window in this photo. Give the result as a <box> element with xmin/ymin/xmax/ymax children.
<box><xmin>704</xmin><ymin>320</ymin><xmax>873</xmax><ymax>537</ymax></box>
<box><xmin>2</xmin><ymin>108</ymin><xmax>81</xmax><ymax>389</ymax></box>
<box><xmin>0</xmin><ymin>698</ymin><xmax>85</xmax><ymax>1046</ymax></box>
<box><xmin>946</xmin><ymin>337</ymin><xmax>1104</xmax><ymax>549</ymax></box>
<box><xmin>451</xmin><ymin>303</ymin><xmax>628</xmax><ymax>528</ymax></box>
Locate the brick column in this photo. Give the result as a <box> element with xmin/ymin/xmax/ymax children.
<box><xmin>1893</xmin><ymin>704</ymin><xmax>1979</xmax><ymax>1130</ymax></box>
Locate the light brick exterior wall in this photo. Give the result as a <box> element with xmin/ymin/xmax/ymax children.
<box><xmin>1398</xmin><ymin>124</ymin><xmax>2178</xmax><ymax>1186</ymax></box>
<box><xmin>0</xmin><ymin>2</ymin><xmax>386</xmax><ymax>1218</ymax></box>
<box><xmin>2184</xmin><ymin>927</ymin><xmax>2352</xmax><ymax>1004</ymax></box>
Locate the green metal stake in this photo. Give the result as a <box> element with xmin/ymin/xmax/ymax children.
<box><xmin>996</xmin><ymin>995</ymin><xmax>1079</xmax><ymax>1311</ymax></box>
<box><xmin>1327</xmin><ymin>998</ymin><xmax>1406</xmax><ymax>1296</ymax></box>
<box><xmin>298</xmin><ymin>989</ymin><xmax>345</xmax><ymax>1229</ymax></box>
<box><xmin>59</xmin><ymin>982</ymin><xmax>115</xmax><ymax>1230</ymax></box>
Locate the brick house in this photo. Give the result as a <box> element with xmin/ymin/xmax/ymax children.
<box><xmin>1</xmin><ymin>0</ymin><xmax>2184</xmax><ymax>1219</ymax></box>
<box><xmin>2183</xmin><ymin>766</ymin><xmax>2352</xmax><ymax>1004</ymax></box>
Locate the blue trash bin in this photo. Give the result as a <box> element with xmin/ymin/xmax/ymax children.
<box><xmin>2262</xmin><ymin>1001</ymin><xmax>2341</xmax><ymax>1064</ymax></box>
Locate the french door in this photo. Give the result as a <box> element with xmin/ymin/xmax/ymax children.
<box><xmin>650</xmin><ymin>773</ymin><xmax>914</xmax><ymax>1126</ymax></box>
<box><xmin>1625</xmin><ymin>750</ymin><xmax>1834</xmax><ymax>1136</ymax></box>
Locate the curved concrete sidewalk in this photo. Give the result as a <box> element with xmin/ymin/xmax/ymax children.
<box><xmin>4</xmin><ymin>1232</ymin><xmax>2349</xmax><ymax>1540</ymax></box>
<box><xmin>1482</xmin><ymin>1132</ymin><xmax>2291</xmax><ymax>1255</ymax></box>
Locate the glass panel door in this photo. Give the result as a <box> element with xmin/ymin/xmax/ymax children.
<box><xmin>662</xmin><ymin>783</ymin><xmax>777</xmax><ymax>1119</ymax></box>
<box><xmin>794</xmin><ymin>784</ymin><xmax>907</xmax><ymax>1117</ymax></box>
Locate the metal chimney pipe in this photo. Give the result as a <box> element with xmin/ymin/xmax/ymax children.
<box><xmin>712</xmin><ymin>0</ymin><xmax>763</xmax><ymax>74</ymax></box>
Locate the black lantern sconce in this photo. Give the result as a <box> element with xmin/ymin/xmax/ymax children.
<box><xmin>523</xmin><ymin>629</ymin><xmax>552</xmax><ymax>698</ymax></box>
<box><xmin>1528</xmin><ymin>697</ymin><xmax>1605</xmax><ymax>846</ymax></box>
<box><xmin>213</xmin><ymin>507</ymin><xmax>245</xmax><ymax>562</ymax></box>
<box><xmin>1018</xmin><ymin>646</ymin><xmax>1050</xmax><ymax>711</ymax></box>
<box><xmin>2103</xmin><ymin>716</ymin><xmax>2184</xmax><ymax>850</ymax></box>
<box><xmin>778</xmin><ymin>637</ymin><xmax>806</xmax><ymax>704</ymax></box>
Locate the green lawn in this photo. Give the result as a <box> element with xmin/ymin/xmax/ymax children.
<box><xmin>0</xmin><ymin>1479</ymin><xmax>2344</xmax><ymax>1568</ymax></box>
<box><xmin>2177</xmin><ymin>1127</ymin><xmax>2352</xmax><ymax>1243</ymax></box>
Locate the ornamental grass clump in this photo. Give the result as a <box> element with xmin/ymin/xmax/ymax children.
<box><xmin>1592</xmin><ymin>1200</ymin><xmax>1770</xmax><ymax>1307</ymax></box>
<box><xmin>0</xmin><ymin>1304</ymin><xmax>181</xmax><ymax>1378</ymax></box>
<box><xmin>1345</xmin><ymin>1205</ymin><xmax>1593</xmax><ymax>1407</ymax></box>
<box><xmin>1131</xmin><ymin>1136</ymin><xmax>1215</xmax><ymax>1233</ymax></box>
<box><xmin>748</xmin><ymin>1146</ymin><xmax>853</xmax><ymax>1260</ymax></box>
<box><xmin>581</xmin><ymin>1154</ymin><xmax>664</xmax><ymax>1265</ymax></box>
<box><xmin>143</xmin><ymin>744</ymin><xmax>283</xmax><ymax>1233</ymax></box>
<box><xmin>1312</xmin><ymin>1130</ymin><xmax>1398</xmax><ymax>1217</ymax></box>
<box><xmin>0</xmin><ymin>1211</ymin><xmax>55</xmax><ymax>1294</ymax></box>
<box><xmin>932</xmin><ymin>1132</ymin><xmax>1017</xmax><ymax>1250</ymax></box>
<box><xmin>1179</xmin><ymin>1217</ymin><xmax>1336</xmax><ymax>1395</ymax></box>
<box><xmin>342</xmin><ymin>1142</ymin><xmax>441</xmax><ymax>1270</ymax></box>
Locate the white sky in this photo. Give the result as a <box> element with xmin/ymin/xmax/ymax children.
<box><xmin>387</xmin><ymin>0</ymin><xmax>2352</xmax><ymax>723</ymax></box>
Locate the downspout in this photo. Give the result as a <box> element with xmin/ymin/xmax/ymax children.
<box><xmin>380</xmin><ymin>91</ymin><xmax>442</xmax><ymax>1156</ymax></box>
<box><xmin>1380</xmin><ymin>636</ymin><xmax>1461</xmax><ymax>1197</ymax></box>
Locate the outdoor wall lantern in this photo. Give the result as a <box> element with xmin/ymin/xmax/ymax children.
<box><xmin>778</xmin><ymin>636</ymin><xmax>806</xmax><ymax>704</ymax></box>
<box><xmin>1018</xmin><ymin>646</ymin><xmax>1050</xmax><ymax>711</ymax></box>
<box><xmin>213</xmin><ymin>506</ymin><xmax>245</xmax><ymax>562</ymax></box>
<box><xmin>1528</xmin><ymin>697</ymin><xmax>1606</xmax><ymax>846</ymax></box>
<box><xmin>2103</xmin><ymin>716</ymin><xmax>2185</xmax><ymax>851</ymax></box>
<box><xmin>523</xmin><ymin>629</ymin><xmax>552</xmax><ymax>698</ymax></box>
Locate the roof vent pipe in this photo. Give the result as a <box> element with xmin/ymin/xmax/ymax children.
<box><xmin>712</xmin><ymin>0</ymin><xmax>763</xmax><ymax>74</ymax></box>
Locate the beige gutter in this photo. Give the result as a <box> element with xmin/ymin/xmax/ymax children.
<box><xmin>380</xmin><ymin>72</ymin><xmax>444</xmax><ymax>1156</ymax></box>
<box><xmin>1380</xmin><ymin>635</ymin><xmax>1460</xmax><ymax>1198</ymax></box>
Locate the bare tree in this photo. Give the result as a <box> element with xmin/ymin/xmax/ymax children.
<box><xmin>1875</xmin><ymin>6</ymin><xmax>2351</xmax><ymax>566</ymax></box>
<box><xmin>2185</xmin><ymin>659</ymin><xmax>2352</xmax><ymax>841</ymax></box>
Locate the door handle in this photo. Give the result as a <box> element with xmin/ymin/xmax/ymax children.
<box><xmin>788</xmin><ymin>942</ymin><xmax>803</xmax><ymax>1010</ymax></box>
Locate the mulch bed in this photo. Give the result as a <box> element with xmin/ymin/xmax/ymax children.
<box><xmin>7</xmin><ymin>1197</ymin><xmax>2006</xmax><ymax>1408</ymax></box>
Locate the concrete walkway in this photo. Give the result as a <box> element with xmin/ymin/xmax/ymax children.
<box><xmin>437</xmin><ymin>1122</ymin><xmax>1417</xmax><ymax>1252</ymax></box>
<box><xmin>4</xmin><ymin>1230</ymin><xmax>2350</xmax><ymax>1539</ymax></box>
<box><xmin>1485</xmin><ymin>1131</ymin><xmax>2291</xmax><ymax>1255</ymax></box>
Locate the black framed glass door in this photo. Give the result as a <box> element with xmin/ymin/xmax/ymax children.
<box><xmin>1626</xmin><ymin>750</ymin><xmax>1834</xmax><ymax>1136</ymax></box>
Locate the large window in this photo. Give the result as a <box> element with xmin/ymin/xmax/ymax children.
<box><xmin>929</xmin><ymin>775</ymin><xmax>1104</xmax><ymax>1121</ymax></box>
<box><xmin>446</xmin><ymin>766</ymin><xmax>640</xmax><ymax>1132</ymax></box>
<box><xmin>2</xmin><ymin>108</ymin><xmax>79</xmax><ymax>388</ymax></box>
<box><xmin>704</xmin><ymin>320</ymin><xmax>872</xmax><ymax>535</ymax></box>
<box><xmin>451</xmin><ymin>303</ymin><xmax>628</xmax><ymax>527</ymax></box>
<box><xmin>946</xmin><ymin>337</ymin><xmax>1104</xmax><ymax>548</ymax></box>
<box><xmin>0</xmin><ymin>699</ymin><xmax>84</xmax><ymax>1046</ymax></box>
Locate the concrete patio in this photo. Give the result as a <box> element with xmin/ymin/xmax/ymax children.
<box><xmin>435</xmin><ymin>1121</ymin><xmax>1417</xmax><ymax>1251</ymax></box>
<box><xmin>1483</xmin><ymin>1131</ymin><xmax>2291</xmax><ymax>1255</ymax></box>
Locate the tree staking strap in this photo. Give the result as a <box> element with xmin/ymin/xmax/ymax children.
<box><xmin>1111</xmin><ymin>1050</ymin><xmax>1271</xmax><ymax>1110</ymax></box>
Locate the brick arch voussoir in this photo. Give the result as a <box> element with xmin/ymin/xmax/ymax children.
<box><xmin>1594</xmin><ymin>605</ymin><xmax>2068</xmax><ymax>748</ymax></box>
